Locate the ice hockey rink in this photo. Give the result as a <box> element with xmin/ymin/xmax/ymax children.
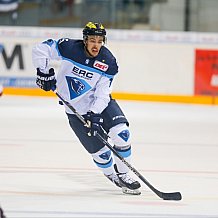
<box><xmin>0</xmin><ymin>94</ymin><xmax>218</xmax><ymax>218</ymax></box>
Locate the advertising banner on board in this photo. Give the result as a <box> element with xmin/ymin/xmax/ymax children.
<box><xmin>195</xmin><ymin>49</ymin><xmax>218</xmax><ymax>96</ymax></box>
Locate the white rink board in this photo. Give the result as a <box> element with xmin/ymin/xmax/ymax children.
<box><xmin>1</xmin><ymin>26</ymin><xmax>218</xmax><ymax>95</ymax></box>
<box><xmin>0</xmin><ymin>95</ymin><xmax>218</xmax><ymax>217</ymax></box>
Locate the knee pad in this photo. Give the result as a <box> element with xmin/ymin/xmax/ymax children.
<box><xmin>109</xmin><ymin>123</ymin><xmax>131</xmax><ymax>172</ymax></box>
<box><xmin>91</xmin><ymin>146</ymin><xmax>113</xmax><ymax>168</ymax></box>
<box><xmin>108</xmin><ymin>123</ymin><xmax>131</xmax><ymax>148</ymax></box>
<box><xmin>91</xmin><ymin>146</ymin><xmax>116</xmax><ymax>175</ymax></box>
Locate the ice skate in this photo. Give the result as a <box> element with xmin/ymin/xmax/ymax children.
<box><xmin>118</xmin><ymin>173</ymin><xmax>141</xmax><ymax>195</ymax></box>
<box><xmin>105</xmin><ymin>173</ymin><xmax>122</xmax><ymax>188</ymax></box>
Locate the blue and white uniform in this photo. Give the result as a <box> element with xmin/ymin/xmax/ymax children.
<box><xmin>33</xmin><ymin>38</ymin><xmax>117</xmax><ymax>115</ymax></box>
<box><xmin>32</xmin><ymin>38</ymin><xmax>132</xmax><ymax>177</ymax></box>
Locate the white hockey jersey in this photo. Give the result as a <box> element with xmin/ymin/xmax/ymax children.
<box><xmin>32</xmin><ymin>38</ymin><xmax>118</xmax><ymax>115</ymax></box>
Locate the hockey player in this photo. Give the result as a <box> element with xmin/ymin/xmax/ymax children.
<box><xmin>32</xmin><ymin>22</ymin><xmax>141</xmax><ymax>195</ymax></box>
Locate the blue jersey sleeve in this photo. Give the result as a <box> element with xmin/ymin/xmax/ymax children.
<box><xmin>100</xmin><ymin>47</ymin><xmax>118</xmax><ymax>76</ymax></box>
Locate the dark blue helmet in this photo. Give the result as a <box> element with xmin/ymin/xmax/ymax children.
<box><xmin>83</xmin><ymin>22</ymin><xmax>106</xmax><ymax>41</ymax></box>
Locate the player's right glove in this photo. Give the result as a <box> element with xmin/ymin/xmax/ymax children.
<box><xmin>36</xmin><ymin>68</ymin><xmax>56</xmax><ymax>91</ymax></box>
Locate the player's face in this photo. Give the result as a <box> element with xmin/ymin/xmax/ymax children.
<box><xmin>86</xmin><ymin>35</ymin><xmax>104</xmax><ymax>57</ymax></box>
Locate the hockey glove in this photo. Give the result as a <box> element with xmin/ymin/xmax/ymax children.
<box><xmin>36</xmin><ymin>68</ymin><xmax>56</xmax><ymax>91</ymax></box>
<box><xmin>86</xmin><ymin>111</ymin><xmax>104</xmax><ymax>136</ymax></box>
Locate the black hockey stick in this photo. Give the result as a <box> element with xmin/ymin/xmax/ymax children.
<box><xmin>52</xmin><ymin>89</ymin><xmax>182</xmax><ymax>201</ymax></box>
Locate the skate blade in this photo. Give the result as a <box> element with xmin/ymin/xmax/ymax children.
<box><xmin>122</xmin><ymin>187</ymin><xmax>141</xmax><ymax>195</ymax></box>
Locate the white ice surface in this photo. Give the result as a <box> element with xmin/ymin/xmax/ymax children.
<box><xmin>0</xmin><ymin>95</ymin><xmax>218</xmax><ymax>217</ymax></box>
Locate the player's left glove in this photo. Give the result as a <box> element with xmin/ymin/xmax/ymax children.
<box><xmin>36</xmin><ymin>68</ymin><xmax>56</xmax><ymax>91</ymax></box>
<box><xmin>86</xmin><ymin>111</ymin><xmax>104</xmax><ymax>136</ymax></box>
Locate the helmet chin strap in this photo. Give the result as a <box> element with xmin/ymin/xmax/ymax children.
<box><xmin>83</xmin><ymin>42</ymin><xmax>94</xmax><ymax>58</ymax></box>
<box><xmin>84</xmin><ymin>46</ymin><xmax>94</xmax><ymax>58</ymax></box>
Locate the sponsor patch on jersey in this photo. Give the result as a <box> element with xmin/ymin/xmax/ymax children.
<box><xmin>93</xmin><ymin>60</ymin><xmax>108</xmax><ymax>72</ymax></box>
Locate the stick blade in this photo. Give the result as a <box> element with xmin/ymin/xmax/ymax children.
<box><xmin>162</xmin><ymin>192</ymin><xmax>182</xmax><ymax>201</ymax></box>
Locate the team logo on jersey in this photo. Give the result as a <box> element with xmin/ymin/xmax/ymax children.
<box><xmin>93</xmin><ymin>60</ymin><xmax>108</xmax><ymax>72</ymax></box>
<box><xmin>71</xmin><ymin>78</ymin><xmax>85</xmax><ymax>94</ymax></box>
<box><xmin>66</xmin><ymin>76</ymin><xmax>91</xmax><ymax>99</ymax></box>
